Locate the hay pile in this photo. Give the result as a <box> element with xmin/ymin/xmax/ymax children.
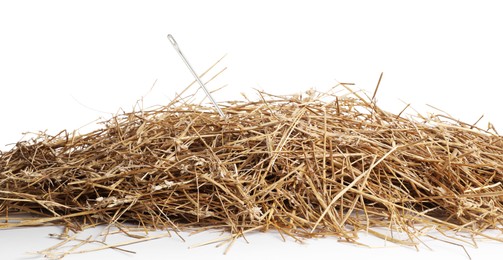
<box><xmin>1</xmin><ymin>85</ymin><xmax>502</xmax><ymax>252</ymax></box>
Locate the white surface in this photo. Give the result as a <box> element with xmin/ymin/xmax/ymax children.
<box><xmin>2</xmin><ymin>225</ymin><xmax>502</xmax><ymax>260</ymax></box>
<box><xmin>1</xmin><ymin>0</ymin><xmax>502</xmax><ymax>259</ymax></box>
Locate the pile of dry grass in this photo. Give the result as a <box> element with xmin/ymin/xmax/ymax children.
<box><xmin>1</xmin><ymin>83</ymin><xmax>502</xmax><ymax>255</ymax></box>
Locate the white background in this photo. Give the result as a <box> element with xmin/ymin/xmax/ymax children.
<box><xmin>1</xmin><ymin>0</ymin><xmax>502</xmax><ymax>259</ymax></box>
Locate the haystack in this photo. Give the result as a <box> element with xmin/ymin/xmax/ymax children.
<box><xmin>1</xmin><ymin>80</ymin><xmax>502</xmax><ymax>256</ymax></box>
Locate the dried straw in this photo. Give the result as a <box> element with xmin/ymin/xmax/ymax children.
<box><xmin>1</xmin><ymin>81</ymin><xmax>502</xmax><ymax>254</ymax></box>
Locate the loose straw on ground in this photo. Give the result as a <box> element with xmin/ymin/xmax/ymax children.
<box><xmin>1</xmin><ymin>83</ymin><xmax>502</xmax><ymax>257</ymax></box>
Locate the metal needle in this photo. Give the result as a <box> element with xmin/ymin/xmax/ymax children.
<box><xmin>167</xmin><ymin>34</ymin><xmax>226</xmax><ymax>118</ymax></box>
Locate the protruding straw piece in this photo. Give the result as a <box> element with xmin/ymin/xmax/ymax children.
<box><xmin>167</xmin><ymin>34</ymin><xmax>226</xmax><ymax>118</ymax></box>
